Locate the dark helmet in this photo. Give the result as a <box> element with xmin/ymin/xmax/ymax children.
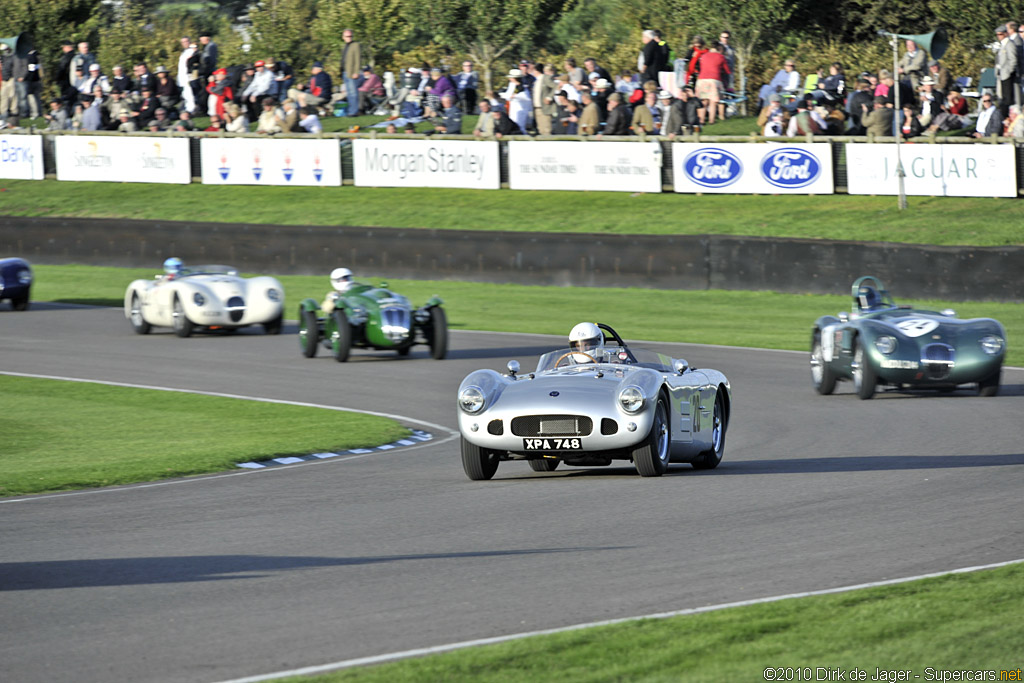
<box><xmin>857</xmin><ymin>285</ymin><xmax>881</xmax><ymax>310</ymax></box>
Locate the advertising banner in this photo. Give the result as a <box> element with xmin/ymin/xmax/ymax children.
<box><xmin>672</xmin><ymin>143</ymin><xmax>834</xmax><ymax>194</ymax></box>
<box><xmin>55</xmin><ymin>136</ymin><xmax>191</xmax><ymax>184</ymax></box>
<box><xmin>0</xmin><ymin>135</ymin><xmax>44</xmax><ymax>180</ymax></box>
<box><xmin>200</xmin><ymin>138</ymin><xmax>341</xmax><ymax>186</ymax></box>
<box><xmin>845</xmin><ymin>143</ymin><xmax>1016</xmax><ymax>197</ymax></box>
<box><xmin>352</xmin><ymin>139</ymin><xmax>499</xmax><ymax>189</ymax></box>
<box><xmin>508</xmin><ymin>141</ymin><xmax>663</xmax><ymax>193</ymax></box>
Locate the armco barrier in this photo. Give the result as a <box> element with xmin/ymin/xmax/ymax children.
<box><xmin>2</xmin><ymin>216</ymin><xmax>1020</xmax><ymax>302</ymax></box>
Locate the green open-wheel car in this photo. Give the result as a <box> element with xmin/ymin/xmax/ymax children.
<box><xmin>298</xmin><ymin>272</ymin><xmax>447</xmax><ymax>362</ymax></box>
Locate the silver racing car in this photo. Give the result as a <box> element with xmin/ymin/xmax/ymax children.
<box><xmin>457</xmin><ymin>323</ymin><xmax>732</xmax><ymax>479</ymax></box>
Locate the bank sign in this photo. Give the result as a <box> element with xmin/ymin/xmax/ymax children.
<box><xmin>673</xmin><ymin>143</ymin><xmax>834</xmax><ymax>194</ymax></box>
<box><xmin>0</xmin><ymin>135</ymin><xmax>44</xmax><ymax>180</ymax></box>
<box><xmin>845</xmin><ymin>143</ymin><xmax>1016</xmax><ymax>197</ymax></box>
<box><xmin>353</xmin><ymin>139</ymin><xmax>500</xmax><ymax>189</ymax></box>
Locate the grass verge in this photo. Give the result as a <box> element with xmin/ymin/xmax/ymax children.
<box><xmin>280</xmin><ymin>562</ymin><xmax>1024</xmax><ymax>682</ymax></box>
<box><xmin>0</xmin><ymin>375</ymin><xmax>410</xmax><ymax>497</ymax></box>
<box><xmin>2</xmin><ymin>179</ymin><xmax>1022</xmax><ymax>246</ymax></box>
<box><xmin>30</xmin><ymin>265</ymin><xmax>1024</xmax><ymax>368</ymax></box>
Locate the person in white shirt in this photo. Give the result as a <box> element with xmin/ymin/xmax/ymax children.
<box><xmin>176</xmin><ymin>37</ymin><xmax>197</xmax><ymax>113</ymax></box>
<box><xmin>299</xmin><ymin>106</ymin><xmax>322</xmax><ymax>133</ymax></box>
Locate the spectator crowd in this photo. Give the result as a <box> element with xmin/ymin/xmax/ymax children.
<box><xmin>1</xmin><ymin>23</ymin><xmax>1023</xmax><ymax>139</ymax></box>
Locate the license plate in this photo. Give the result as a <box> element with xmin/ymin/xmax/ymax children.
<box><xmin>522</xmin><ymin>437</ymin><xmax>583</xmax><ymax>451</ymax></box>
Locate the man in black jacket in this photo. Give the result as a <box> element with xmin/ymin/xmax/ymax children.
<box><xmin>602</xmin><ymin>92</ymin><xmax>631</xmax><ymax>135</ymax></box>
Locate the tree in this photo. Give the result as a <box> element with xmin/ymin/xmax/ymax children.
<box><xmin>313</xmin><ymin>0</ymin><xmax>411</xmax><ymax>69</ymax></box>
<box><xmin>247</xmin><ymin>0</ymin><xmax>318</xmax><ymax>71</ymax></box>
<box><xmin>404</xmin><ymin>0</ymin><xmax>551</xmax><ymax>94</ymax></box>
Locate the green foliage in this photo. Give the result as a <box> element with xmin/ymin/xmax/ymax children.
<box><xmin>313</xmin><ymin>0</ymin><xmax>411</xmax><ymax>69</ymax></box>
<box><xmin>247</xmin><ymin>0</ymin><xmax>319</xmax><ymax>72</ymax></box>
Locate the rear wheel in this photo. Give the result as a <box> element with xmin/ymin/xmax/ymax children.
<box><xmin>978</xmin><ymin>370</ymin><xmax>1001</xmax><ymax>397</ymax></box>
<box><xmin>632</xmin><ymin>397</ymin><xmax>670</xmax><ymax>477</ymax></box>
<box><xmin>692</xmin><ymin>392</ymin><xmax>726</xmax><ymax>470</ymax></box>
<box><xmin>172</xmin><ymin>295</ymin><xmax>194</xmax><ymax>338</ymax></box>
<box><xmin>12</xmin><ymin>296</ymin><xmax>29</xmax><ymax>311</ymax></box>
<box><xmin>397</xmin><ymin>345</ymin><xmax>411</xmax><ymax>357</ymax></box>
<box><xmin>852</xmin><ymin>338</ymin><xmax>876</xmax><ymax>400</ymax></box>
<box><xmin>461</xmin><ymin>437</ymin><xmax>499</xmax><ymax>480</ymax></box>
<box><xmin>299</xmin><ymin>308</ymin><xmax>318</xmax><ymax>357</ymax></box>
<box><xmin>428</xmin><ymin>307</ymin><xmax>448</xmax><ymax>360</ymax></box>
<box><xmin>128</xmin><ymin>293</ymin><xmax>151</xmax><ymax>334</ymax></box>
<box><xmin>810</xmin><ymin>331</ymin><xmax>836</xmax><ymax>395</ymax></box>
<box><xmin>330</xmin><ymin>309</ymin><xmax>351</xmax><ymax>362</ymax></box>
<box><xmin>528</xmin><ymin>458</ymin><xmax>560</xmax><ymax>472</ymax></box>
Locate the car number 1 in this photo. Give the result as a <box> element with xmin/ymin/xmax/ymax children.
<box><xmin>523</xmin><ymin>437</ymin><xmax>582</xmax><ymax>451</ymax></box>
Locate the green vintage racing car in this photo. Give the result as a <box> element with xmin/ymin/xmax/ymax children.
<box><xmin>298</xmin><ymin>269</ymin><xmax>447</xmax><ymax>361</ymax></box>
<box><xmin>810</xmin><ymin>276</ymin><xmax>1006</xmax><ymax>399</ymax></box>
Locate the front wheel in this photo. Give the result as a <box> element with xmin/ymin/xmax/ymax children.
<box><xmin>330</xmin><ymin>309</ymin><xmax>351</xmax><ymax>362</ymax></box>
<box><xmin>528</xmin><ymin>458</ymin><xmax>560</xmax><ymax>472</ymax></box>
<box><xmin>810</xmin><ymin>331</ymin><xmax>836</xmax><ymax>395</ymax></box>
<box><xmin>12</xmin><ymin>296</ymin><xmax>29</xmax><ymax>311</ymax></box>
<box><xmin>978</xmin><ymin>370</ymin><xmax>1001</xmax><ymax>397</ymax></box>
<box><xmin>428</xmin><ymin>307</ymin><xmax>448</xmax><ymax>360</ymax></box>
<box><xmin>632</xmin><ymin>397</ymin><xmax>670</xmax><ymax>477</ymax></box>
<box><xmin>852</xmin><ymin>339</ymin><xmax>876</xmax><ymax>400</ymax></box>
<box><xmin>692</xmin><ymin>392</ymin><xmax>726</xmax><ymax>470</ymax></box>
<box><xmin>461</xmin><ymin>437</ymin><xmax>499</xmax><ymax>480</ymax></box>
<box><xmin>299</xmin><ymin>308</ymin><xmax>319</xmax><ymax>357</ymax></box>
<box><xmin>263</xmin><ymin>313</ymin><xmax>283</xmax><ymax>335</ymax></box>
<box><xmin>172</xmin><ymin>295</ymin><xmax>194</xmax><ymax>338</ymax></box>
<box><xmin>128</xmin><ymin>293</ymin><xmax>151</xmax><ymax>334</ymax></box>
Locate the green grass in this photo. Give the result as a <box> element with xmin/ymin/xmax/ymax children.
<box><xmin>2</xmin><ymin>177</ymin><xmax>1022</xmax><ymax>246</ymax></box>
<box><xmin>0</xmin><ymin>375</ymin><xmax>410</xmax><ymax>497</ymax></box>
<box><xmin>31</xmin><ymin>265</ymin><xmax>1024</xmax><ymax>367</ymax></box>
<box><xmin>284</xmin><ymin>562</ymin><xmax>1024</xmax><ymax>682</ymax></box>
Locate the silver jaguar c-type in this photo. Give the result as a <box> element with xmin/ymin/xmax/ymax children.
<box><xmin>457</xmin><ymin>324</ymin><xmax>732</xmax><ymax>479</ymax></box>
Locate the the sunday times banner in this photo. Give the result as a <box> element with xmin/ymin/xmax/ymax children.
<box><xmin>673</xmin><ymin>143</ymin><xmax>834</xmax><ymax>194</ymax></box>
<box><xmin>845</xmin><ymin>143</ymin><xmax>1016</xmax><ymax>197</ymax></box>
<box><xmin>200</xmin><ymin>138</ymin><xmax>341</xmax><ymax>186</ymax></box>
<box><xmin>352</xmin><ymin>139</ymin><xmax>499</xmax><ymax>189</ymax></box>
<box><xmin>55</xmin><ymin>136</ymin><xmax>190</xmax><ymax>184</ymax></box>
<box><xmin>508</xmin><ymin>140</ymin><xmax>663</xmax><ymax>193</ymax></box>
<box><xmin>0</xmin><ymin>135</ymin><xmax>44</xmax><ymax>180</ymax></box>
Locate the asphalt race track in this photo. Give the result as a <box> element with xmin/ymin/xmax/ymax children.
<box><xmin>2</xmin><ymin>304</ymin><xmax>1023</xmax><ymax>683</ymax></box>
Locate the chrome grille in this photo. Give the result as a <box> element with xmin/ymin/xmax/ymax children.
<box><xmin>380</xmin><ymin>306</ymin><xmax>411</xmax><ymax>342</ymax></box>
<box><xmin>921</xmin><ymin>343</ymin><xmax>954</xmax><ymax>380</ymax></box>
<box><xmin>511</xmin><ymin>415</ymin><xmax>593</xmax><ymax>437</ymax></box>
<box><xmin>226</xmin><ymin>296</ymin><xmax>245</xmax><ymax>323</ymax></box>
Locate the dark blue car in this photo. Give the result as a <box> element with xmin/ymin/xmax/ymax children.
<box><xmin>0</xmin><ymin>258</ymin><xmax>32</xmax><ymax>311</ymax></box>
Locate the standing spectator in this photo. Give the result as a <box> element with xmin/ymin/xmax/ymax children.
<box><xmin>518</xmin><ymin>60</ymin><xmax>536</xmax><ymax>90</ymax></box>
<box><xmin>44</xmin><ymin>98</ymin><xmax>69</xmax><ymax>129</ymax></box>
<box><xmin>0</xmin><ymin>44</ymin><xmax>20</xmax><ymax>123</ymax></box>
<box><xmin>205</xmin><ymin>68</ymin><xmax>232</xmax><ymax>119</ymax></box>
<box><xmin>177</xmin><ymin>37</ymin><xmax>199</xmax><ymax>114</ymax></box>
<box><xmin>236</xmin><ymin>64</ymin><xmax>256</xmax><ymax>104</ymax></box>
<box><xmin>995</xmin><ymin>24</ymin><xmax>1019</xmax><ymax>121</ymax></box>
<box><xmin>110</xmin><ymin>65</ymin><xmax>133</xmax><ymax>94</ymax></box>
<box><xmin>340</xmin><ymin>28</ymin><xmax>361</xmax><ymax>117</ymax></box>
<box><xmin>473</xmin><ymin>99</ymin><xmax>495</xmax><ymax>137</ymax></box>
<box><xmin>578</xmin><ymin>89</ymin><xmax>600</xmax><ymax>135</ymax></box>
<box><xmin>641</xmin><ymin>30</ymin><xmax>666</xmax><ymax>83</ymax></box>
<box><xmin>719</xmin><ymin>31</ymin><xmax>736</xmax><ymax>91</ymax></box>
<box><xmin>56</xmin><ymin>41</ymin><xmax>77</xmax><ymax>109</ymax></box>
<box><xmin>455</xmin><ymin>60</ymin><xmax>478</xmax><ymax>113</ymax></box>
<box><xmin>199</xmin><ymin>35</ymin><xmax>218</xmax><ymax>81</ymax></box>
<box><xmin>267</xmin><ymin>58</ymin><xmax>293</xmax><ymax>100</ymax></box>
<box><xmin>898</xmin><ymin>39</ymin><xmax>927</xmax><ymax>91</ymax></box>
<box><xmin>531</xmin><ymin>63</ymin><xmax>556</xmax><ymax>135</ymax></box>
<box><xmin>615</xmin><ymin>70</ymin><xmax>636</xmax><ymax>94</ymax></box>
<box><xmin>970</xmin><ymin>94</ymin><xmax>1002</xmax><ymax>137</ymax></box>
<box><xmin>601</xmin><ymin>92</ymin><xmax>630</xmax><ymax>136</ymax></box>
<box><xmin>70</xmin><ymin>42</ymin><xmax>95</xmax><ymax>82</ymax></box>
<box><xmin>693</xmin><ymin>41</ymin><xmax>730</xmax><ymax>125</ymax></box>
<box><xmin>255</xmin><ymin>97</ymin><xmax>283</xmax><ymax>134</ymax></box>
<box><xmin>502</xmin><ymin>68</ymin><xmax>531</xmax><ymax>134</ymax></box>
<box><xmin>154</xmin><ymin>66</ymin><xmax>181</xmax><ymax>112</ymax></box>
<box><xmin>299</xmin><ymin>106</ymin><xmax>323</xmax><ymax>133</ymax></box>
<box><xmin>434</xmin><ymin>93</ymin><xmax>462</xmax><ymax>133</ymax></box>
<box><xmin>242</xmin><ymin>60</ymin><xmax>274</xmax><ymax>120</ymax></box>
<box><xmin>684</xmin><ymin>36</ymin><xmax>708</xmax><ymax>89</ymax></box>
<box><xmin>758</xmin><ymin>60</ymin><xmax>800</xmax><ymax>111</ymax></box>
<box><xmin>583</xmin><ymin>57</ymin><xmax>611</xmax><ymax>84</ymax></box>
<box><xmin>357</xmin><ymin>65</ymin><xmax>385</xmax><ymax>115</ymax></box>
<box><xmin>927</xmin><ymin>60</ymin><xmax>952</xmax><ymax>94</ymax></box>
<box><xmin>845</xmin><ymin>78</ymin><xmax>873</xmax><ymax>133</ymax></box>
<box><xmin>288</xmin><ymin>61</ymin><xmax>331</xmax><ymax>112</ymax></box>
<box><xmin>1011</xmin><ymin>22</ymin><xmax>1024</xmax><ymax>102</ymax></box>
<box><xmin>561</xmin><ymin>98</ymin><xmax>580</xmax><ymax>134</ymax></box>
<box><xmin>18</xmin><ymin>47</ymin><xmax>42</xmax><ymax>120</ymax></box>
<box><xmin>564</xmin><ymin>57</ymin><xmax>585</xmax><ymax>85</ymax></box>
<box><xmin>135</xmin><ymin>63</ymin><xmax>156</xmax><ymax>97</ymax></box>
<box><xmin>555</xmin><ymin>73</ymin><xmax>580</xmax><ymax>102</ymax></box>
<box><xmin>862</xmin><ymin>95</ymin><xmax>895</xmax><ymax>137</ymax></box>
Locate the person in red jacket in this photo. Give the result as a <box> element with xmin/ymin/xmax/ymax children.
<box><xmin>205</xmin><ymin>67</ymin><xmax>232</xmax><ymax>119</ymax></box>
<box><xmin>693</xmin><ymin>41</ymin><xmax>731</xmax><ymax>125</ymax></box>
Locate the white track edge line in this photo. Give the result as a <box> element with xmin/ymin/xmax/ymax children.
<box><xmin>216</xmin><ymin>556</ymin><xmax>1024</xmax><ymax>683</ymax></box>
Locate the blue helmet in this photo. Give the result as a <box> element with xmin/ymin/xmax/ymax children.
<box><xmin>163</xmin><ymin>257</ymin><xmax>184</xmax><ymax>275</ymax></box>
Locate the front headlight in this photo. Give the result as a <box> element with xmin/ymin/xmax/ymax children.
<box><xmin>266</xmin><ymin>288</ymin><xmax>281</xmax><ymax>302</ymax></box>
<box><xmin>193</xmin><ymin>292</ymin><xmax>206</xmax><ymax>306</ymax></box>
<box><xmin>618</xmin><ymin>386</ymin><xmax>644</xmax><ymax>413</ymax></box>
<box><xmin>875</xmin><ymin>335</ymin><xmax>897</xmax><ymax>354</ymax></box>
<box><xmin>459</xmin><ymin>386</ymin><xmax>485</xmax><ymax>413</ymax></box>
<box><xmin>979</xmin><ymin>335</ymin><xmax>1004</xmax><ymax>355</ymax></box>
<box><xmin>17</xmin><ymin>268</ymin><xmax>31</xmax><ymax>285</ymax></box>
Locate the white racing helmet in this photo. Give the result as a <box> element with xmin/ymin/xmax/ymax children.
<box><xmin>330</xmin><ymin>267</ymin><xmax>353</xmax><ymax>292</ymax></box>
<box><xmin>163</xmin><ymin>257</ymin><xmax>183</xmax><ymax>275</ymax></box>
<box><xmin>568</xmin><ymin>322</ymin><xmax>604</xmax><ymax>363</ymax></box>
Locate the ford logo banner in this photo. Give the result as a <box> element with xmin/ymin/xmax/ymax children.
<box><xmin>682</xmin><ymin>148</ymin><xmax>743</xmax><ymax>188</ymax></box>
<box><xmin>760</xmin><ymin>147</ymin><xmax>822</xmax><ymax>189</ymax></box>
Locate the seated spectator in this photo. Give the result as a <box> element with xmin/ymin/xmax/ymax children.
<box><xmin>584</xmin><ymin>57</ymin><xmax>612</xmax><ymax>84</ymax></box>
<box><xmin>134</xmin><ymin>63</ymin><xmax>156</xmax><ymax>99</ymax></box>
<box><xmin>820</xmin><ymin>101</ymin><xmax>847</xmax><ymax>134</ymax></box>
<box><xmin>275</xmin><ymin>98</ymin><xmax>301</xmax><ymax>132</ymax></box>
<box><xmin>916</xmin><ymin>76</ymin><xmax>944</xmax><ymax>126</ymax></box>
<box><xmin>812</xmin><ymin>62</ymin><xmax>845</xmax><ymax>102</ymax></box>
<box><xmin>898</xmin><ymin>102</ymin><xmax>923</xmax><ymax>138</ymax></box>
<box><xmin>560</xmin><ymin>98</ymin><xmax>580</xmax><ymax>134</ymax></box>
<box><xmin>757</xmin><ymin>93</ymin><xmax>787</xmax><ymax>131</ymax></box>
<box><xmin>44</xmin><ymin>98</ymin><xmax>69</xmax><ymax>130</ymax></box>
<box><xmin>105</xmin><ymin>88</ymin><xmax>132</xmax><ymax>123</ymax></box>
<box><xmin>288</xmin><ymin>61</ymin><xmax>331</xmax><ymax>112</ymax></box>
<box><xmin>134</xmin><ymin>86</ymin><xmax>160</xmax><ymax>124</ymax></box>
<box><xmin>384</xmin><ymin>122</ymin><xmax>398</xmax><ymax>134</ymax></box>
<box><xmin>564</xmin><ymin>57</ymin><xmax>585</xmax><ymax>84</ymax></box>
<box><xmin>578</xmin><ymin>90</ymin><xmax>600</xmax><ymax>135</ymax></box>
<box><xmin>454</xmin><ymin>60</ymin><xmax>478</xmax><ymax>113</ymax></box>
<box><xmin>110</xmin><ymin>65</ymin><xmax>133</xmax><ymax>94</ymax></box>
<box><xmin>116</xmin><ymin>110</ymin><xmax>136</xmax><ymax>132</ymax></box>
<box><xmin>204</xmin><ymin>113</ymin><xmax>223</xmax><ymax>132</ymax></box>
<box><xmin>473</xmin><ymin>99</ymin><xmax>495</xmax><ymax>137</ymax></box>
<box><xmin>1006</xmin><ymin>104</ymin><xmax>1024</xmax><ymax>137</ymax></box>
<box><xmin>874</xmin><ymin>69</ymin><xmax>892</xmax><ymax>101</ymax></box>
<box><xmin>242</xmin><ymin>60</ymin><xmax>274</xmax><ymax>119</ymax></box>
<box><xmin>555</xmin><ymin>73</ymin><xmax>580</xmax><ymax>103</ymax></box>
<box><xmin>267</xmin><ymin>58</ymin><xmax>293</xmax><ymax>98</ymax></box>
<box><xmin>426</xmin><ymin>66</ymin><xmax>455</xmax><ymax>117</ymax></box>
<box><xmin>927</xmin><ymin>60</ymin><xmax>952</xmax><ymax>94</ymax></box>
<box><xmin>79</xmin><ymin>63</ymin><xmax>111</xmax><ymax>95</ymax></box>
<box><xmin>601</xmin><ymin>92</ymin><xmax>630</xmax><ymax>136</ymax></box>
<box><xmin>663</xmin><ymin>85</ymin><xmax>700</xmax><ymax>137</ymax></box>
<box><xmin>255</xmin><ymin>97</ymin><xmax>283</xmax><ymax>134</ymax></box>
<box><xmin>205</xmin><ymin>68</ymin><xmax>232</xmax><ymax>119</ymax></box>
<box><xmin>70</xmin><ymin>103</ymin><xmax>85</xmax><ymax>130</ymax></box>
<box><xmin>491</xmin><ymin>106</ymin><xmax>523</xmax><ymax>137</ymax></box>
<box><xmin>969</xmin><ymin>95</ymin><xmax>1002</xmax><ymax>137</ymax></box>
<box><xmin>615</xmin><ymin>70</ymin><xmax>636</xmax><ymax>94</ymax></box>
<box><xmin>757</xmin><ymin>59</ymin><xmax>800</xmax><ymax>110</ymax></box>
<box><xmin>358</xmin><ymin>66</ymin><xmax>385</xmax><ymax>115</ymax></box>
<box><xmin>154</xmin><ymin>66</ymin><xmax>181</xmax><ymax>112</ymax></box>
<box><xmin>173</xmin><ymin>110</ymin><xmax>195</xmax><ymax>131</ymax></box>
<box><xmin>803</xmin><ymin>66</ymin><xmax>824</xmax><ymax>94</ymax></box>
<box><xmin>404</xmin><ymin>121</ymin><xmax>417</xmax><ymax>134</ymax></box>
<box><xmin>299</xmin><ymin>105</ymin><xmax>322</xmax><ymax>133</ymax></box>
<box><xmin>150</xmin><ymin>107</ymin><xmax>174</xmax><ymax>131</ymax></box>
<box><xmin>630</xmin><ymin>89</ymin><xmax>659</xmax><ymax>134</ymax></box>
<box><xmin>862</xmin><ymin>95</ymin><xmax>895</xmax><ymax>137</ymax></box>
<box><xmin>224</xmin><ymin>102</ymin><xmax>248</xmax><ymax>132</ymax></box>
<box><xmin>433</xmin><ymin>93</ymin><xmax>462</xmax><ymax>133</ymax></box>
<box><xmin>786</xmin><ymin>96</ymin><xmax>824</xmax><ymax>136</ymax></box>
<box><xmin>79</xmin><ymin>94</ymin><xmax>104</xmax><ymax>130</ymax></box>
<box><xmin>845</xmin><ymin>79</ymin><xmax>874</xmax><ymax>134</ymax></box>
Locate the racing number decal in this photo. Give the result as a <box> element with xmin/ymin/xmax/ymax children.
<box><xmin>895</xmin><ymin>318</ymin><xmax>939</xmax><ymax>338</ymax></box>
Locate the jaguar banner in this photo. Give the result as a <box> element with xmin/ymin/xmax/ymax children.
<box><xmin>672</xmin><ymin>143</ymin><xmax>834</xmax><ymax>194</ymax></box>
<box><xmin>200</xmin><ymin>138</ymin><xmax>341</xmax><ymax>186</ymax></box>
<box><xmin>845</xmin><ymin>143</ymin><xmax>1016</xmax><ymax>197</ymax></box>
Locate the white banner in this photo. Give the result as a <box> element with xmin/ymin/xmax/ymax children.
<box><xmin>353</xmin><ymin>139</ymin><xmax>499</xmax><ymax>189</ymax></box>
<box><xmin>845</xmin><ymin>143</ymin><xmax>1017</xmax><ymax>197</ymax></box>
<box><xmin>200</xmin><ymin>138</ymin><xmax>341</xmax><ymax>186</ymax></box>
<box><xmin>508</xmin><ymin>141</ymin><xmax>662</xmax><ymax>193</ymax></box>
<box><xmin>55</xmin><ymin>136</ymin><xmax>190</xmax><ymax>184</ymax></box>
<box><xmin>673</xmin><ymin>143</ymin><xmax>834</xmax><ymax>194</ymax></box>
<box><xmin>0</xmin><ymin>135</ymin><xmax>44</xmax><ymax>180</ymax></box>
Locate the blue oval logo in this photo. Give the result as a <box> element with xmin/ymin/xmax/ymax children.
<box><xmin>549</xmin><ymin>391</ymin><xmax>560</xmax><ymax>397</ymax></box>
<box><xmin>682</xmin><ymin>148</ymin><xmax>742</xmax><ymax>188</ymax></box>
<box><xmin>760</xmin><ymin>147</ymin><xmax>821</xmax><ymax>188</ymax></box>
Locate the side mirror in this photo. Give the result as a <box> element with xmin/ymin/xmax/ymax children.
<box><xmin>507</xmin><ymin>360</ymin><xmax>520</xmax><ymax>377</ymax></box>
<box><xmin>941</xmin><ymin>308</ymin><xmax>956</xmax><ymax>317</ymax></box>
<box><xmin>838</xmin><ymin>312</ymin><xmax>849</xmax><ymax>322</ymax></box>
<box><xmin>673</xmin><ymin>359</ymin><xmax>688</xmax><ymax>375</ymax></box>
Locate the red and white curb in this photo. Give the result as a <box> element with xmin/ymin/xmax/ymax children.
<box><xmin>236</xmin><ymin>430</ymin><xmax>434</xmax><ymax>469</ymax></box>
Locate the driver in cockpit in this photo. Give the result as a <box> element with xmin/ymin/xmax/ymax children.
<box><xmin>855</xmin><ymin>285</ymin><xmax>885</xmax><ymax>313</ymax></box>
<box><xmin>568</xmin><ymin>322</ymin><xmax>605</xmax><ymax>363</ymax></box>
